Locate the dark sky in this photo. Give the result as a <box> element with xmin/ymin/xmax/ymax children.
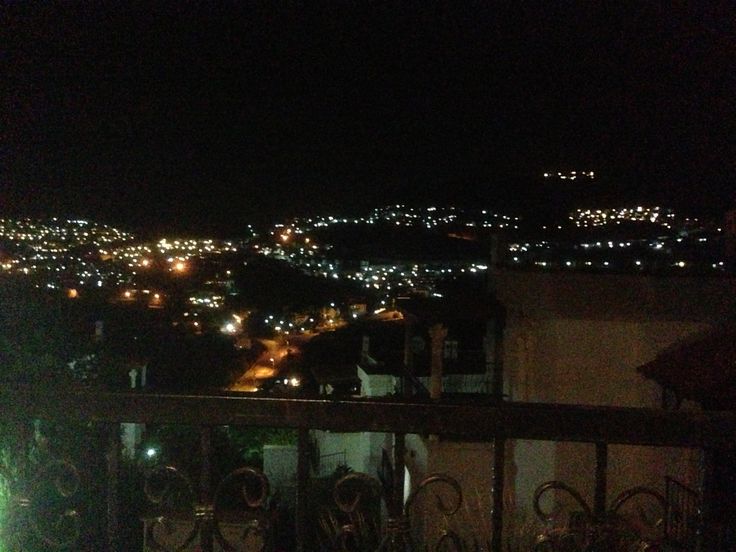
<box><xmin>2</xmin><ymin>3</ymin><xmax>735</xmax><ymax>235</ymax></box>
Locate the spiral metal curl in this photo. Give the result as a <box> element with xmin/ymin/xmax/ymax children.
<box><xmin>434</xmin><ymin>530</ymin><xmax>465</xmax><ymax>551</ymax></box>
<box><xmin>27</xmin><ymin>459</ymin><xmax>82</xmax><ymax>549</ymax></box>
<box><xmin>330</xmin><ymin>473</ymin><xmax>385</xmax><ymax>551</ymax></box>
<box><xmin>328</xmin><ymin>472</ymin><xmax>465</xmax><ymax>552</ymax></box>
<box><xmin>334</xmin><ymin>472</ymin><xmax>384</xmax><ymax>514</ymax></box>
<box><xmin>405</xmin><ymin>474</ymin><xmax>463</xmax><ymax>517</ymax></box>
<box><xmin>609</xmin><ymin>486</ymin><xmax>665</xmax><ymax>518</ymax></box>
<box><xmin>531</xmin><ymin>481</ymin><xmax>666</xmax><ymax>551</ymax></box>
<box><xmin>405</xmin><ymin>474</ymin><xmax>464</xmax><ymax>552</ymax></box>
<box><xmin>533</xmin><ymin>481</ymin><xmax>592</xmax><ymax>525</ymax></box>
<box><xmin>144</xmin><ymin>465</ymin><xmax>199</xmax><ymax>552</ymax></box>
<box><xmin>212</xmin><ymin>467</ymin><xmax>271</xmax><ymax>552</ymax></box>
<box><xmin>0</xmin><ymin>458</ymin><xmax>82</xmax><ymax>549</ymax></box>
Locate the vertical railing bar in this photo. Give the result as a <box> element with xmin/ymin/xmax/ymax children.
<box><xmin>199</xmin><ymin>426</ymin><xmax>214</xmax><ymax>552</ymax></box>
<box><xmin>393</xmin><ymin>432</ymin><xmax>406</xmax><ymax>517</ymax></box>
<box><xmin>593</xmin><ymin>441</ymin><xmax>608</xmax><ymax>521</ymax></box>
<box><xmin>699</xmin><ymin>447</ymin><xmax>715</xmax><ymax>552</ymax></box>
<box><xmin>106</xmin><ymin>423</ymin><xmax>121</xmax><ymax>552</ymax></box>
<box><xmin>490</xmin><ymin>436</ymin><xmax>506</xmax><ymax>552</ymax></box>
<box><xmin>296</xmin><ymin>427</ymin><xmax>310</xmax><ymax>551</ymax></box>
<box><xmin>680</xmin><ymin>486</ymin><xmax>685</xmax><ymax>544</ymax></box>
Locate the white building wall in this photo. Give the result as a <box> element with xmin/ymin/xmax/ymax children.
<box><xmin>503</xmin><ymin>316</ymin><xmax>709</xmax><ymax>518</ymax></box>
<box><xmin>313</xmin><ymin>430</ymin><xmax>387</xmax><ymax>477</ymax></box>
<box><xmin>358</xmin><ymin>366</ymin><xmax>396</xmax><ymax>397</ymax></box>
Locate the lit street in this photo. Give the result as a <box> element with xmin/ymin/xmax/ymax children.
<box><xmin>230</xmin><ymin>334</ymin><xmax>313</xmax><ymax>392</ymax></box>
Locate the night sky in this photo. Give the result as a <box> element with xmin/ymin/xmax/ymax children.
<box><xmin>2</xmin><ymin>3</ymin><xmax>735</xmax><ymax>235</ymax></box>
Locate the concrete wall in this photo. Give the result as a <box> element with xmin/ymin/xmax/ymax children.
<box><xmin>313</xmin><ymin>430</ymin><xmax>389</xmax><ymax>477</ymax></box>
<box><xmin>263</xmin><ymin>444</ymin><xmax>298</xmax><ymax>506</ymax></box>
<box><xmin>502</xmin><ymin>316</ymin><xmax>708</xmax><ymax>512</ymax></box>
<box><xmin>358</xmin><ymin>366</ymin><xmax>396</xmax><ymax>397</ymax></box>
<box><xmin>504</xmin><ymin>317</ymin><xmax>709</xmax><ymax>407</ymax></box>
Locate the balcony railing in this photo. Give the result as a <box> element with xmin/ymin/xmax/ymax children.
<box><xmin>1</xmin><ymin>383</ymin><xmax>735</xmax><ymax>551</ymax></box>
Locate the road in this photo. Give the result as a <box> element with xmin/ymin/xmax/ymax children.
<box><xmin>230</xmin><ymin>333</ymin><xmax>314</xmax><ymax>392</ymax></box>
<box><xmin>230</xmin><ymin>338</ymin><xmax>285</xmax><ymax>392</ymax></box>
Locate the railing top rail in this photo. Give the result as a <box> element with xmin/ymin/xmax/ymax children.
<box><xmin>2</xmin><ymin>384</ymin><xmax>735</xmax><ymax>449</ymax></box>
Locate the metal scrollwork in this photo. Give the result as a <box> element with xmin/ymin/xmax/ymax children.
<box><xmin>531</xmin><ymin>481</ymin><xmax>666</xmax><ymax>551</ymax></box>
<box><xmin>325</xmin><ymin>472</ymin><xmax>465</xmax><ymax>552</ymax></box>
<box><xmin>144</xmin><ymin>464</ymin><xmax>272</xmax><ymax>552</ymax></box>
<box><xmin>213</xmin><ymin>466</ymin><xmax>271</xmax><ymax>552</ymax></box>
<box><xmin>609</xmin><ymin>486</ymin><xmax>666</xmax><ymax>545</ymax></box>
<box><xmin>434</xmin><ymin>531</ymin><xmax>464</xmax><ymax>551</ymax></box>
<box><xmin>405</xmin><ymin>474</ymin><xmax>463</xmax><ymax>516</ymax></box>
<box><xmin>533</xmin><ymin>481</ymin><xmax>592</xmax><ymax>525</ymax></box>
<box><xmin>334</xmin><ymin>472</ymin><xmax>384</xmax><ymax>514</ymax></box>
<box><xmin>0</xmin><ymin>458</ymin><xmax>82</xmax><ymax>549</ymax></box>
<box><xmin>405</xmin><ymin>474</ymin><xmax>464</xmax><ymax>551</ymax></box>
<box><xmin>330</xmin><ymin>472</ymin><xmax>384</xmax><ymax>551</ymax></box>
<box><xmin>144</xmin><ymin>465</ymin><xmax>199</xmax><ymax>552</ymax></box>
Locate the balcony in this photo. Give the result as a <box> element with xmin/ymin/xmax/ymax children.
<box><xmin>1</xmin><ymin>383</ymin><xmax>735</xmax><ymax>551</ymax></box>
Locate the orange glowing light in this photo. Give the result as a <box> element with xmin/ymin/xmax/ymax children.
<box><xmin>67</xmin><ymin>288</ymin><xmax>78</xmax><ymax>299</ymax></box>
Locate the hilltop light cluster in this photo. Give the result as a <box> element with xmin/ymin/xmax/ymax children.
<box><xmin>0</xmin><ymin>218</ymin><xmax>134</xmax><ymax>288</ymax></box>
<box><xmin>0</xmin><ymin>217</ymin><xmax>134</xmax><ymax>250</ymax></box>
<box><xmin>279</xmin><ymin>250</ymin><xmax>489</xmax><ymax>296</ymax></box>
<box><xmin>260</xmin><ymin>206</ymin><xmax>511</xmax><ymax>296</ymax></box>
<box><xmin>0</xmin><ymin>217</ymin><xmax>254</xmax><ymax>302</ymax></box>
<box><xmin>543</xmin><ymin>171</ymin><xmax>595</xmax><ymax>180</ymax></box>
<box><xmin>107</xmin><ymin>237</ymin><xmax>245</xmax><ymax>270</ymax></box>
<box><xmin>370</xmin><ymin>205</ymin><xmax>520</xmax><ymax>230</ymax></box>
<box><xmin>509</xmin><ymin>206</ymin><xmax>725</xmax><ymax>272</ymax></box>
<box><xmin>259</xmin><ymin>203</ymin><xmax>730</xmax><ymax>293</ymax></box>
<box><xmin>570</xmin><ymin>206</ymin><xmax>682</xmax><ymax>229</ymax></box>
<box><xmin>256</xmin><ymin>205</ymin><xmax>517</xmax><ymax>295</ymax></box>
<box><xmin>280</xmin><ymin>205</ymin><xmax>519</xmax><ymax>233</ymax></box>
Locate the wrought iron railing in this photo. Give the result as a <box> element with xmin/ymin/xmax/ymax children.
<box><xmin>1</xmin><ymin>384</ymin><xmax>735</xmax><ymax>551</ymax></box>
<box><xmin>318</xmin><ymin>451</ymin><xmax>348</xmax><ymax>477</ymax></box>
<box><xmin>665</xmin><ymin>476</ymin><xmax>700</xmax><ymax>550</ymax></box>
